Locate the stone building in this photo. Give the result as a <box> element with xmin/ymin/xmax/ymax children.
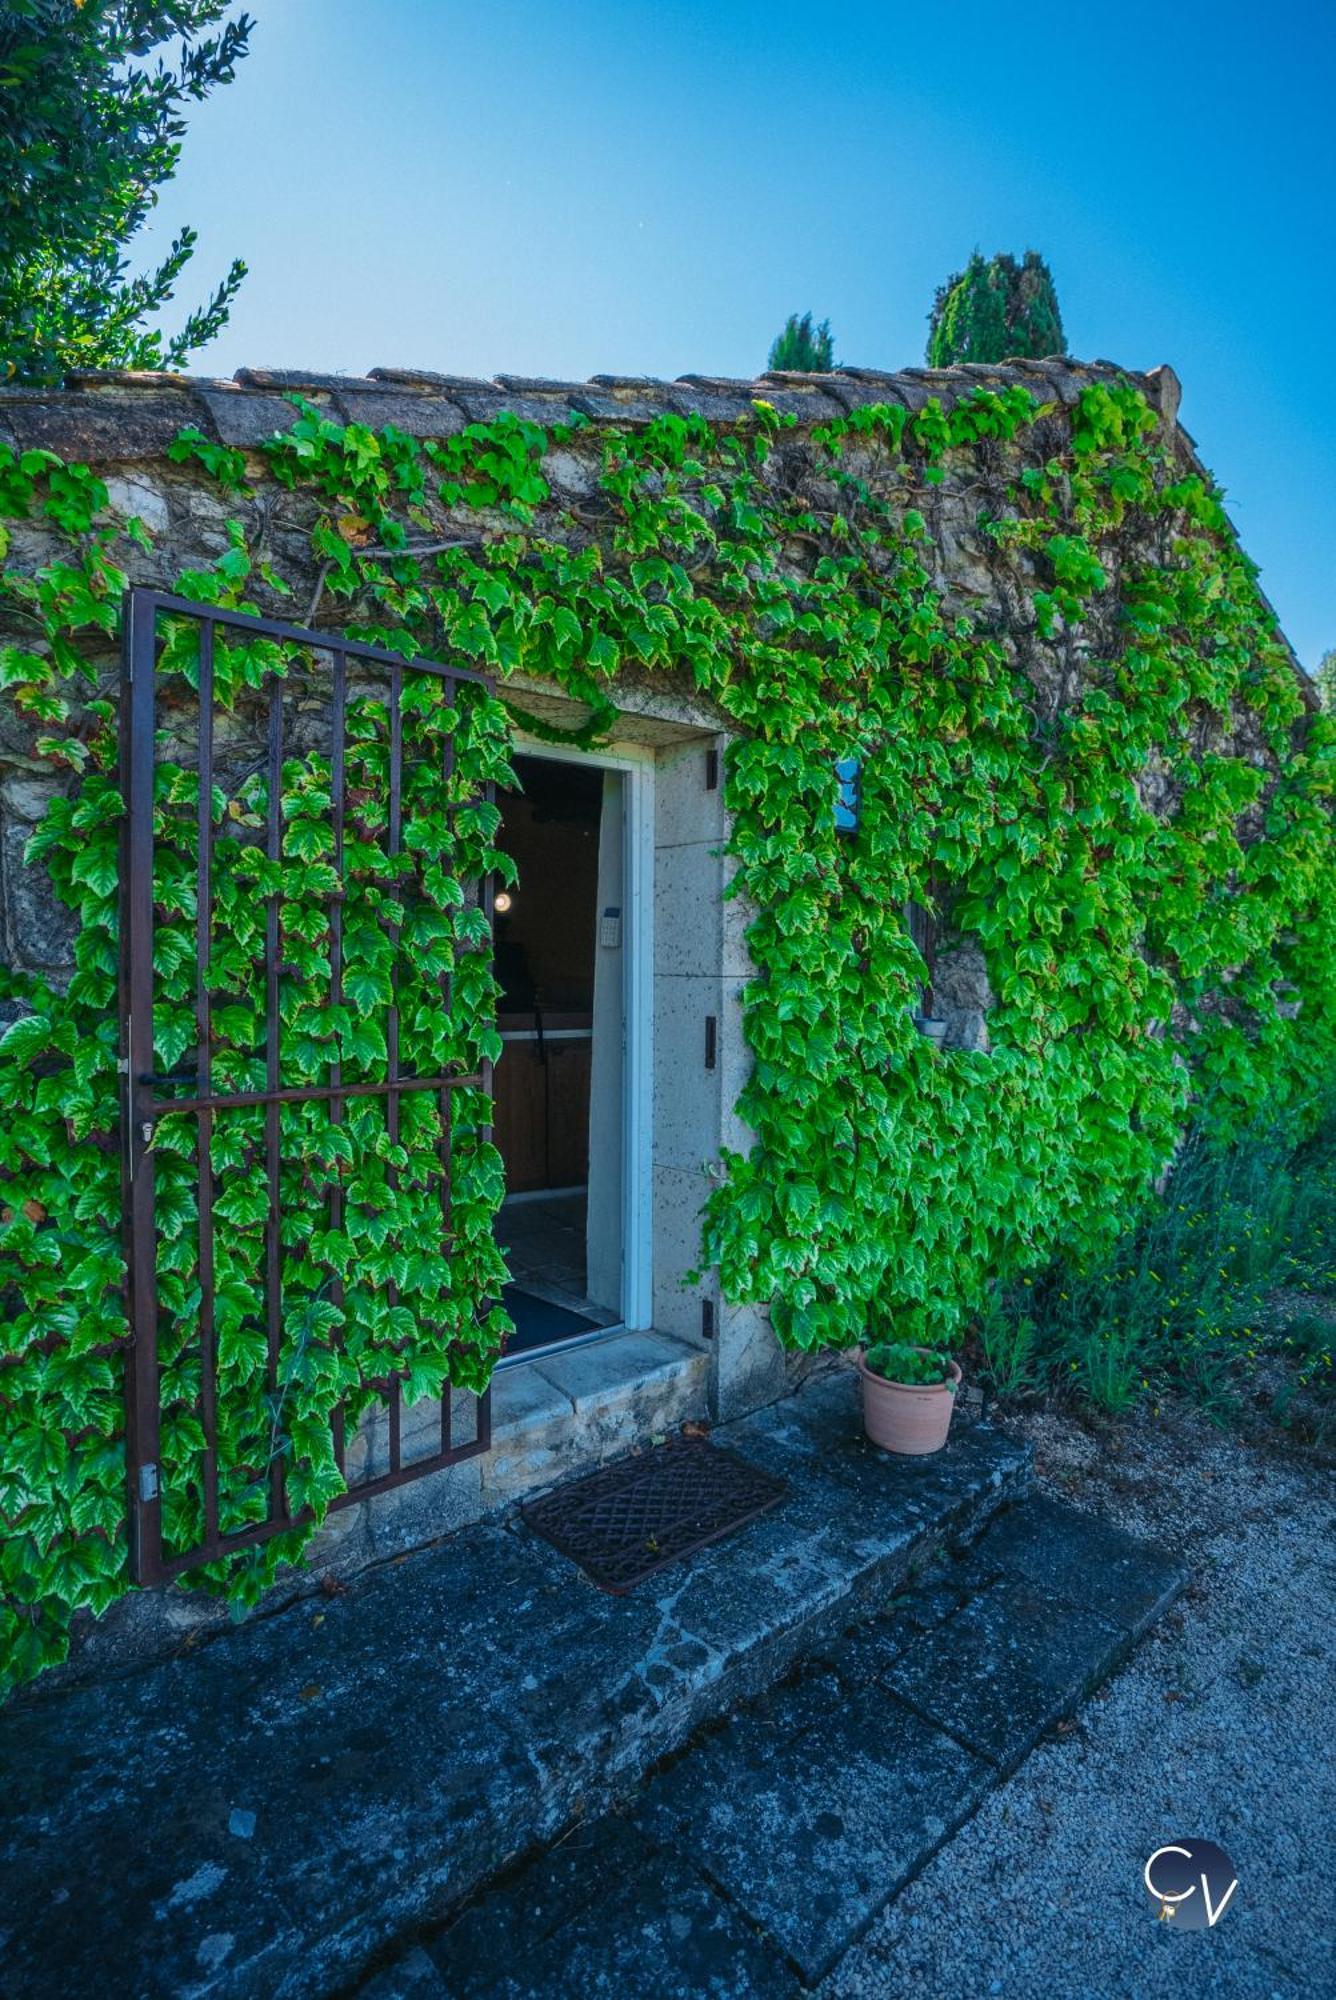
<box><xmin>0</xmin><ymin>355</ymin><xmax>1318</xmax><ymax>1663</ymax></box>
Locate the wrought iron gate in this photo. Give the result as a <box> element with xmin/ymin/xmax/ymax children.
<box><xmin>119</xmin><ymin>589</ymin><xmax>495</xmax><ymax>1584</ymax></box>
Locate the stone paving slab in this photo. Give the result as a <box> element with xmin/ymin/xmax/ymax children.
<box><xmin>877</xmin><ymin>1573</ymin><xmax>1127</xmax><ymax>1771</ymax></box>
<box><xmin>970</xmin><ymin>1489</ymin><xmax>1188</xmax><ymax>1636</ymax></box>
<box><xmin>635</xmin><ymin>1677</ymin><xmax>992</xmax><ymax>1985</ymax></box>
<box><xmin>815</xmin><ymin>1570</ymin><xmax>976</xmax><ymax>1685</ymax></box>
<box><xmin>371</xmin><ymin>1818</ymin><xmax>800</xmax><ymax>2000</ymax></box>
<box><xmin>0</xmin><ymin>1375</ymin><xmax>1029</xmax><ymax>1999</ymax></box>
<box><xmin>366</xmin><ymin>1491</ymin><xmax>1187</xmax><ymax>1995</ymax></box>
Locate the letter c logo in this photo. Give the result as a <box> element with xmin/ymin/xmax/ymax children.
<box><xmin>1145</xmin><ymin>1845</ymin><xmax>1195</xmax><ymax>1906</ymax></box>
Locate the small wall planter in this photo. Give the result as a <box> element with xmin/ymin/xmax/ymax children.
<box><xmin>857</xmin><ymin>1348</ymin><xmax>962</xmax><ymax>1455</ymax></box>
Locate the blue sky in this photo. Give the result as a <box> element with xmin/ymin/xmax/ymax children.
<box><xmin>143</xmin><ymin>0</ymin><xmax>1335</xmax><ymax>668</ymax></box>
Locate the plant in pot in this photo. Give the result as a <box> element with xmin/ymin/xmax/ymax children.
<box><xmin>858</xmin><ymin>1339</ymin><xmax>962</xmax><ymax>1456</ymax></box>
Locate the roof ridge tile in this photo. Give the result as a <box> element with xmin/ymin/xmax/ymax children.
<box><xmin>369</xmin><ymin>368</ymin><xmax>498</xmax><ymax>392</ymax></box>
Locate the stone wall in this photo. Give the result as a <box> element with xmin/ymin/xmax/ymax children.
<box><xmin>0</xmin><ymin>354</ymin><xmax>1312</xmax><ymax>1006</ymax></box>
<box><xmin>0</xmin><ymin>354</ymin><xmax>1319</xmax><ymax>1671</ymax></box>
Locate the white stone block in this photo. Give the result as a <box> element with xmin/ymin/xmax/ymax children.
<box><xmin>653</xmin><ymin>973</ymin><xmax>723</xmax><ymax>1172</ymax></box>
<box><xmin>654</xmin><ymin>738</ymin><xmax>725</xmax><ymax>849</ymax></box>
<box><xmin>654</xmin><ymin>841</ymin><xmax>723</xmax><ymax>976</ymax></box>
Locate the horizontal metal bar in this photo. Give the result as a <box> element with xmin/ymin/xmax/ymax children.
<box><xmin>493</xmin><ymin>1318</ymin><xmax>626</xmax><ymax>1369</ymax></box>
<box><xmin>134</xmin><ymin>591</ymin><xmax>491</xmax><ymax>683</ymax></box>
<box><xmin>146</xmin><ymin>1072</ymin><xmax>483</xmax><ymax>1118</ymax></box>
<box><xmin>330</xmin><ymin>1431</ymin><xmax>491</xmax><ymax>1506</ymax></box>
<box><xmin>498</xmin><ymin>1028</ymin><xmax>592</xmax><ymax>1044</ymax></box>
<box><xmin>149</xmin><ymin>1415</ymin><xmax>491</xmax><ymax>1579</ymax></box>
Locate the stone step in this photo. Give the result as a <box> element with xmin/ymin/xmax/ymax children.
<box><xmin>0</xmin><ymin>1368</ymin><xmax>1030</xmax><ymax>2000</ymax></box>
<box><xmin>360</xmin><ymin>1493</ymin><xmax>1188</xmax><ymax>1996</ymax></box>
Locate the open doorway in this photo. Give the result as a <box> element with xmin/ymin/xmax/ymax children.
<box><xmin>493</xmin><ymin>751</ymin><xmax>628</xmax><ymax>1360</ymax></box>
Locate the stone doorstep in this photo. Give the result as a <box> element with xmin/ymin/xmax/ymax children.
<box><xmin>362</xmin><ymin>1496</ymin><xmax>1189</xmax><ymax>1997</ymax></box>
<box><xmin>354</xmin><ymin>1327</ymin><xmax>710</xmax><ymax>1491</ymax></box>
<box><xmin>0</xmin><ymin>1372</ymin><xmax>1030</xmax><ymax>2000</ymax></box>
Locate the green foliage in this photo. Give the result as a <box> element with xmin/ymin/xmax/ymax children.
<box><xmin>767</xmin><ymin>313</ymin><xmax>835</xmax><ymax>373</ymax></box>
<box><xmin>0</xmin><ymin>1</ymin><xmax>251</xmax><ymax>385</ymax></box>
<box><xmin>0</xmin><ymin>447</ymin><xmax>513</xmax><ymax>1682</ymax></box>
<box><xmin>862</xmin><ymin>1342</ymin><xmax>952</xmax><ymax>1386</ymax></box>
<box><xmin>1316</xmin><ymin>648</ymin><xmax>1336</xmax><ymax>715</ymax></box>
<box><xmin>978</xmin><ymin>1103</ymin><xmax>1336</xmax><ymax>1423</ymax></box>
<box><xmin>1</xmin><ymin>365</ymin><xmax>1333</xmax><ymax>1694</ymax></box>
<box><xmin>927</xmin><ymin>250</ymin><xmax>1065</xmax><ymax>368</ymax></box>
<box><xmin>138</xmin><ymin>661</ymin><xmax>513</xmax><ymax>1574</ymax></box>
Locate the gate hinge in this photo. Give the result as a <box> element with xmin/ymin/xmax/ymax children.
<box><xmin>137</xmin><ymin>1462</ymin><xmax>159</xmax><ymax>1504</ymax></box>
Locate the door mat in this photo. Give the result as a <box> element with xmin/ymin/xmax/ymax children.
<box><xmin>521</xmin><ymin>1438</ymin><xmax>787</xmax><ymax>1593</ymax></box>
<box><xmin>503</xmin><ymin>1285</ymin><xmax>601</xmax><ymax>1357</ymax></box>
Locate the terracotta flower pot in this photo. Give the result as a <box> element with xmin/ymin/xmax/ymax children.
<box><xmin>857</xmin><ymin>1350</ymin><xmax>962</xmax><ymax>1455</ymax></box>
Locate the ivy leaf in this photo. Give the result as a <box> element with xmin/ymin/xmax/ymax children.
<box><xmin>284</xmin><ymin>820</ymin><xmax>332</xmax><ymax>863</ymax></box>
<box><xmin>343</xmin><ymin>965</ymin><xmax>391</xmax><ymax>1016</ymax></box>
<box><xmin>214</xmin><ymin>1180</ymin><xmax>271</xmax><ymax>1228</ymax></box>
<box><xmin>341</xmin><ymin>1016</ymin><xmax>388</xmax><ymax>1069</ymax></box>
<box><xmin>0</xmin><ymin>1015</ymin><xmax>51</xmax><ymax>1064</ymax></box>
<box><xmin>67</xmin><ymin>842</ymin><xmax>119</xmax><ymax>899</ymax></box>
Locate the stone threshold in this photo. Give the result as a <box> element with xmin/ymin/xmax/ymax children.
<box><xmin>0</xmin><ymin>1370</ymin><xmax>1030</xmax><ymax>1998</ymax></box>
<box><xmin>491</xmin><ymin>1325</ymin><xmax>706</xmax><ymax>1440</ymax></box>
<box><xmin>363</xmin><ymin>1495</ymin><xmax>1190</xmax><ymax>1997</ymax></box>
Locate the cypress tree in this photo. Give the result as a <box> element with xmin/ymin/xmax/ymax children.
<box><xmin>927</xmin><ymin>251</ymin><xmax>1065</xmax><ymax>367</ymax></box>
<box><xmin>767</xmin><ymin>312</ymin><xmax>836</xmax><ymax>373</ymax></box>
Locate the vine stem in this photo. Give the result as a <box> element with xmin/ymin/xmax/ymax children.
<box><xmin>357</xmin><ymin>538</ymin><xmax>480</xmax><ymax>563</ymax></box>
<box><xmin>305</xmin><ymin>540</ymin><xmax>481</xmax><ymax>623</ymax></box>
<box><xmin>303</xmin><ymin>560</ymin><xmax>333</xmax><ymax>624</ymax></box>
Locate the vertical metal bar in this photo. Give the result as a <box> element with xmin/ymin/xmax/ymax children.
<box><xmin>386</xmin><ymin>663</ymin><xmax>402</xmax><ymax>1131</ymax></box>
<box><xmin>329</xmin><ymin>651</ymin><xmax>347</xmax><ymax>1480</ymax></box>
<box><xmin>475</xmin><ymin>739</ymin><xmax>498</xmax><ymax>1458</ymax></box>
<box><xmin>264</xmin><ymin>676</ymin><xmax>285</xmax><ymax>1521</ymax></box>
<box><xmin>388</xmin><ymin>1380</ymin><xmax>401</xmax><ymax>1478</ymax></box>
<box><xmin>121</xmin><ymin>590</ymin><xmax>164</xmax><ymax>1584</ymax></box>
<box><xmin>384</xmin><ymin>664</ymin><xmax>400</xmax><ymax>1152</ymax></box>
<box><xmin>439</xmin><ymin>708</ymin><xmax>456</xmax><ymax>1451</ymax></box>
<box><xmin>196</xmin><ymin>621</ymin><xmax>219</xmax><ymax>1545</ymax></box>
<box><xmin>479</xmin><ymin>770</ymin><xmax>496</xmax><ymax>1132</ymax></box>
<box><xmin>922</xmin><ymin>886</ymin><xmax>938</xmax><ymax>1017</ymax></box>
<box><xmin>386</xmin><ymin>663</ymin><xmax>403</xmax><ymax>1476</ymax></box>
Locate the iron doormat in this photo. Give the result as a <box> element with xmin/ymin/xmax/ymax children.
<box><xmin>521</xmin><ymin>1438</ymin><xmax>787</xmax><ymax>1593</ymax></box>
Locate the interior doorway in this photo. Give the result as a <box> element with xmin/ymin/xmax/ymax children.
<box><xmin>493</xmin><ymin>749</ymin><xmax>645</xmax><ymax>1360</ymax></box>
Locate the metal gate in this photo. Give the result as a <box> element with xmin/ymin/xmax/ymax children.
<box><xmin>119</xmin><ymin>589</ymin><xmax>495</xmax><ymax>1584</ymax></box>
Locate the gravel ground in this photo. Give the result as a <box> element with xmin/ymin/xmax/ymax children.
<box><xmin>819</xmin><ymin>1404</ymin><xmax>1336</xmax><ymax>2000</ymax></box>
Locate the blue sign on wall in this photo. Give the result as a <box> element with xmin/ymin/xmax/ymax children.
<box><xmin>835</xmin><ymin>756</ymin><xmax>861</xmax><ymax>833</ymax></box>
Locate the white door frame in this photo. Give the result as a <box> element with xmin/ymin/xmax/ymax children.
<box><xmin>508</xmin><ymin>733</ymin><xmax>655</xmax><ymax>1332</ymax></box>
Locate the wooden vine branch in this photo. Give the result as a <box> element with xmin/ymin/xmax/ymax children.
<box><xmin>304</xmin><ymin>539</ymin><xmax>483</xmax><ymax>623</ymax></box>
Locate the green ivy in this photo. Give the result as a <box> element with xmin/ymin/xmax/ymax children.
<box><xmin>1</xmin><ymin>374</ymin><xmax>1333</xmax><ymax>1694</ymax></box>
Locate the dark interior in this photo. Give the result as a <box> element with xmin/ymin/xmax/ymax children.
<box><xmin>493</xmin><ymin>755</ymin><xmax>615</xmax><ymax>1358</ymax></box>
<box><xmin>492</xmin><ymin>754</ymin><xmax>603</xmax><ymax>1194</ymax></box>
